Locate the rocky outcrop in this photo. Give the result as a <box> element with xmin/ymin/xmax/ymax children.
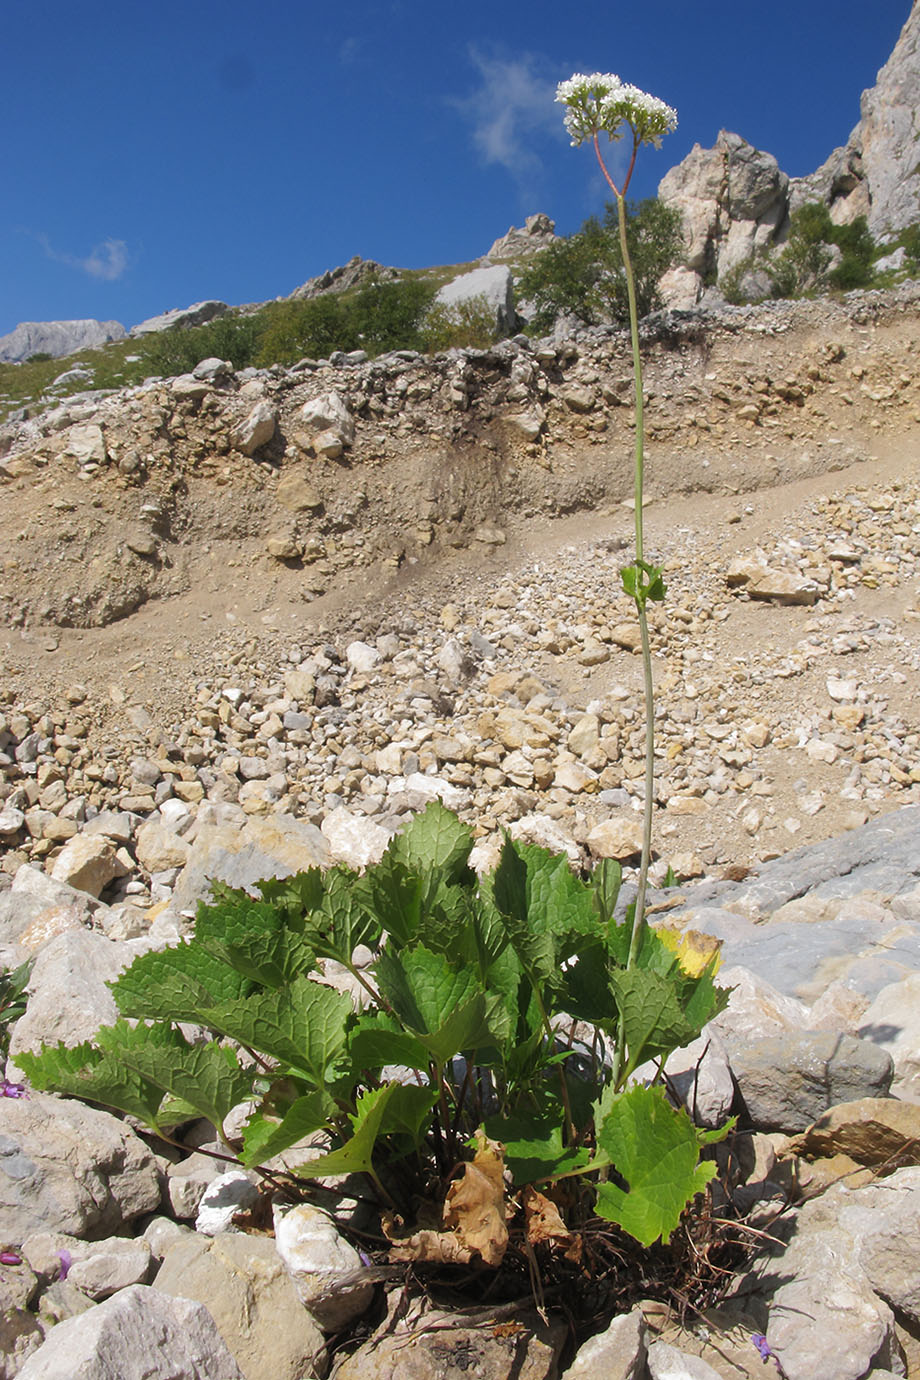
<box><xmin>129</xmin><ymin>301</ymin><xmax>229</xmax><ymax>336</ymax></box>
<box><xmin>288</xmin><ymin>254</ymin><xmax>397</xmax><ymax>300</ymax></box>
<box><xmin>484</xmin><ymin>212</ymin><xmax>557</xmax><ymax>262</ymax></box>
<box><xmin>0</xmin><ymin>321</ymin><xmax>126</xmax><ymax>365</ymax></box>
<box><xmin>657</xmin><ymin>130</ymin><xmax>789</xmax><ymax>300</ymax></box>
<box><xmin>790</xmin><ymin>1</ymin><xmax>920</xmax><ymax>234</ymax></box>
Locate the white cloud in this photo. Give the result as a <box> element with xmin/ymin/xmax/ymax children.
<box><xmin>37</xmin><ymin>234</ymin><xmax>129</xmax><ymax>281</ymax></box>
<box><xmin>452</xmin><ymin>50</ymin><xmax>561</xmax><ymax>185</ymax></box>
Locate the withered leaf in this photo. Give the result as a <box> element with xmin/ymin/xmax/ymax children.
<box><xmin>521</xmin><ymin>1185</ymin><xmax>573</xmax><ymax>1248</ymax></box>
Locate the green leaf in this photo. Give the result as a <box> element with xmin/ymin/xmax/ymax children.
<box><xmin>109</xmin><ymin>943</ymin><xmax>253</xmax><ymax>1021</ymax></box>
<box><xmin>486</xmin><ymin>1105</ymin><xmax>589</xmax><ymax>1186</ymax></box>
<box><xmin>620</xmin><ymin>560</ymin><xmax>667</xmax><ymax>609</ymax></box>
<box><xmin>290</xmin><ymin>1083</ymin><xmax>400</xmax><ymax>1180</ymax></box>
<box><xmin>112</xmin><ymin>1037</ymin><xmax>253</xmax><ymax>1133</ymax></box>
<box><xmin>16</xmin><ymin>1023</ymin><xmax>171</xmax><ymax>1131</ymax></box>
<box><xmin>591</xmin><ymin>858</ymin><xmax>622</xmax><ymax>924</ymax></box>
<box><xmin>388</xmin><ymin>800</ymin><xmax>474</xmax><ymax>882</ymax></box>
<box><xmin>360</xmin><ymin>858</ymin><xmax>425</xmax><ymax>947</ymax></box>
<box><xmin>374</xmin><ymin>944</ymin><xmax>490</xmax><ymax>1067</ymax></box>
<box><xmin>305</xmin><ymin>867</ymin><xmax>381</xmax><ymax>966</ymax></box>
<box><xmin>593</xmin><ymin>1083</ymin><xmax>717</xmax><ymax>1246</ymax></box>
<box><xmin>608</xmin><ymin>968</ymin><xmax>697</xmax><ymax>1075</ymax></box>
<box><xmin>377</xmin><ymin>1083</ymin><xmax>438</xmax><ymax>1147</ymax></box>
<box><xmin>203</xmin><ymin>977</ymin><xmax>354</xmax><ymax>1088</ymax></box>
<box><xmin>350</xmin><ymin>1012</ymin><xmax>429</xmax><ymax>1070</ymax></box>
<box><xmin>240</xmin><ymin>1089</ymin><xmax>338</xmax><ymax>1168</ymax></box>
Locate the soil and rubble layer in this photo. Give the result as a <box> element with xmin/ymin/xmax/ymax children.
<box><xmin>1</xmin><ymin>283</ymin><xmax>920</xmax><ymax>889</ymax></box>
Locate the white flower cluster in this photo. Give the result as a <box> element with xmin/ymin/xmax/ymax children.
<box><xmin>556</xmin><ymin>72</ymin><xmax>678</xmax><ymax>149</ymax></box>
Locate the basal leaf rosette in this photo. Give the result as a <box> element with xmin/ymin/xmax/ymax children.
<box><xmin>555</xmin><ymin>72</ymin><xmax>677</xmax><ymax>149</ymax></box>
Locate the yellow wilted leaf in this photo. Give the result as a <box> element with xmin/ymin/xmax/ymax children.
<box><xmin>657</xmin><ymin>925</ymin><xmax>722</xmax><ymax>977</ymax></box>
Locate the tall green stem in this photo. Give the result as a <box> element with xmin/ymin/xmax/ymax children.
<box><xmin>593</xmin><ymin>135</ymin><xmax>657</xmax><ymax>973</ymax></box>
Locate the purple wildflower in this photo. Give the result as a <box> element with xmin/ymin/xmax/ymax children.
<box><xmin>0</xmin><ymin>1251</ymin><xmax>22</xmax><ymax>1266</ymax></box>
<box><xmin>0</xmin><ymin>1080</ymin><xmax>27</xmax><ymax>1099</ymax></box>
<box><xmin>56</xmin><ymin>1249</ymin><xmax>72</xmax><ymax>1280</ymax></box>
<box><xmin>358</xmin><ymin>1249</ymin><xmax>373</xmax><ymax>1268</ymax></box>
<box><xmin>752</xmin><ymin>1334</ymin><xmax>772</xmax><ymax>1361</ymax></box>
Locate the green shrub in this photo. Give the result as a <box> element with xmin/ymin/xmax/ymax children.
<box><xmin>254</xmin><ymin>296</ymin><xmax>358</xmax><ymax>367</ymax></box>
<box><xmin>20</xmin><ymin>802</ymin><xmax>730</xmax><ymax>1253</ymax></box>
<box><xmin>421</xmin><ymin>293</ymin><xmax>502</xmax><ymax>352</ymax></box>
<box><xmin>517</xmin><ymin>199</ymin><xmax>684</xmax><ymax>332</ymax></box>
<box><xmin>25</xmin><ymin>352</ymin><xmax>53</xmax><ymax>364</ymax></box>
<box><xmin>769</xmin><ymin>202</ymin><xmax>876</xmax><ymax>298</ymax></box>
<box><xmin>140</xmin><ymin>312</ymin><xmax>261</xmax><ymax>376</ymax></box>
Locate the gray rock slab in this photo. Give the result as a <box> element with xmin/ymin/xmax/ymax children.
<box><xmin>680</xmin><ymin>805</ymin><xmax>920</xmax><ymax>919</ymax></box>
<box><xmin>0</xmin><ymin>1093</ymin><xmax>160</xmax><ymax>1241</ymax></box>
<box><xmin>730</xmin><ymin>1031</ymin><xmax>893</xmax><ymax>1133</ymax></box>
<box><xmin>14</xmin><ymin>1284</ymin><xmax>245</xmax><ymax>1379</ymax></box>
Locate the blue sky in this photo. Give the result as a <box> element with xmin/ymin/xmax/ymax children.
<box><xmin>2</xmin><ymin>1</ymin><xmax>911</xmax><ymax>336</ymax></box>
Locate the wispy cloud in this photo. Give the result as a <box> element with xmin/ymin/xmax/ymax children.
<box><xmin>37</xmin><ymin>234</ymin><xmax>129</xmax><ymax>281</ymax></box>
<box><xmin>451</xmin><ymin>49</ymin><xmax>561</xmax><ymax>189</ymax></box>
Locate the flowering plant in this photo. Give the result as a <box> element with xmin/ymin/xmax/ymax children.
<box><xmin>555</xmin><ymin>72</ymin><xmax>677</xmax><ymax>994</ymax></box>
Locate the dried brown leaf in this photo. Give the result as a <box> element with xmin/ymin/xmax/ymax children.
<box><xmin>522</xmin><ymin>1185</ymin><xmax>573</xmax><ymax>1248</ymax></box>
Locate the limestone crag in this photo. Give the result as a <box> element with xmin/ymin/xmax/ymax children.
<box><xmin>0</xmin><ymin>321</ymin><xmax>126</xmax><ymax>366</ymax></box>
<box><xmin>658</xmin><ymin>3</ymin><xmax>919</xmax><ymax>303</ymax></box>
<box><xmin>129</xmin><ymin>301</ymin><xmax>230</xmax><ymax>337</ymax></box>
<box><xmin>790</xmin><ymin>1</ymin><xmax>920</xmax><ymax>235</ymax></box>
<box><xmin>658</xmin><ymin>130</ymin><xmax>789</xmax><ymax>286</ymax></box>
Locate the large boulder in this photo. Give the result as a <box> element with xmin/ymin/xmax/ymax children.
<box><xmin>0</xmin><ymin>1094</ymin><xmax>160</xmax><ymax>1241</ymax></box>
<box><xmin>14</xmin><ymin>1285</ymin><xmax>244</xmax><ymax>1380</ymax></box>
<box><xmin>435</xmin><ymin>265</ymin><xmax>516</xmax><ymax>333</ymax></box>
<box><xmin>484</xmin><ymin>213</ymin><xmax>557</xmax><ymax>262</ymax></box>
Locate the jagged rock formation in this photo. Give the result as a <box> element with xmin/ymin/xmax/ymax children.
<box><xmin>483</xmin><ymin>212</ymin><xmax>557</xmax><ymax>262</ymax></box>
<box><xmin>288</xmin><ymin>254</ymin><xmax>397</xmax><ymax>300</ymax></box>
<box><xmin>0</xmin><ymin>319</ymin><xmax>126</xmax><ymax>364</ymax></box>
<box><xmin>658</xmin><ymin>2</ymin><xmax>918</xmax><ymax>306</ymax></box>
<box><xmin>130</xmin><ymin>301</ymin><xmax>229</xmax><ymax>336</ymax></box>
<box><xmin>790</xmin><ymin>0</ymin><xmax>920</xmax><ymax>233</ymax></box>
<box><xmin>658</xmin><ymin>130</ymin><xmax>789</xmax><ymax>289</ymax></box>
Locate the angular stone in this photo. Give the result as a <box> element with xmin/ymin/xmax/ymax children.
<box><xmin>730</xmin><ymin>1030</ymin><xmax>893</xmax><ymax>1133</ymax></box>
<box><xmin>647</xmin><ymin>1341</ymin><xmax>724</xmax><ymax>1379</ymax></box>
<box><xmin>233</xmin><ymin>400</ymin><xmax>277</xmax><ymax>456</ymax></box>
<box><xmin>156</xmin><ymin>1232</ymin><xmax>323</xmax><ymax>1380</ymax></box>
<box><xmin>276</xmin><ymin>468</ymin><xmax>324</xmax><ymax>513</ymax></box>
<box><xmin>859</xmin><ymin>972</ymin><xmax>920</xmax><ymax>1097</ymax></box>
<box><xmin>273</xmin><ymin>1203</ymin><xmax>373</xmax><ymax>1332</ymax></box>
<box><xmin>13</xmin><ymin>1285</ymin><xmax>245</xmax><ymax>1380</ymax></box>
<box><xmin>21</xmin><ymin>1231</ymin><xmax>151</xmax><ymax>1299</ymax></box>
<box><xmin>134</xmin><ymin>819</ymin><xmax>191</xmax><ymax>873</ymax></box>
<box><xmin>8</xmin><ymin>929</ymin><xmax>130</xmax><ymax>1073</ymax></box>
<box><xmin>299</xmin><ymin>391</ymin><xmax>354</xmax><ymax>446</ymax></box>
<box><xmin>334</xmin><ymin>1307</ymin><xmax>564</xmax><ymax>1380</ymax></box>
<box><xmin>321</xmin><ymin>806</ymin><xmax>391</xmax><ymax>869</ymax></box>
<box><xmin>563</xmin><ymin>1307</ymin><xmax>647</xmax><ymax>1378</ymax></box>
<box><xmin>0</xmin><ymin>1093</ymin><xmax>160</xmax><ymax>1241</ymax></box>
<box><xmin>50</xmin><ymin>835</ymin><xmax>122</xmax><ymax>898</ymax></box>
<box><xmin>587</xmin><ymin>816</ymin><xmax>643</xmax><ymax>860</ymax></box>
<box><xmin>788</xmin><ymin>1097</ymin><xmax>920</xmax><ymax>1168</ymax></box>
